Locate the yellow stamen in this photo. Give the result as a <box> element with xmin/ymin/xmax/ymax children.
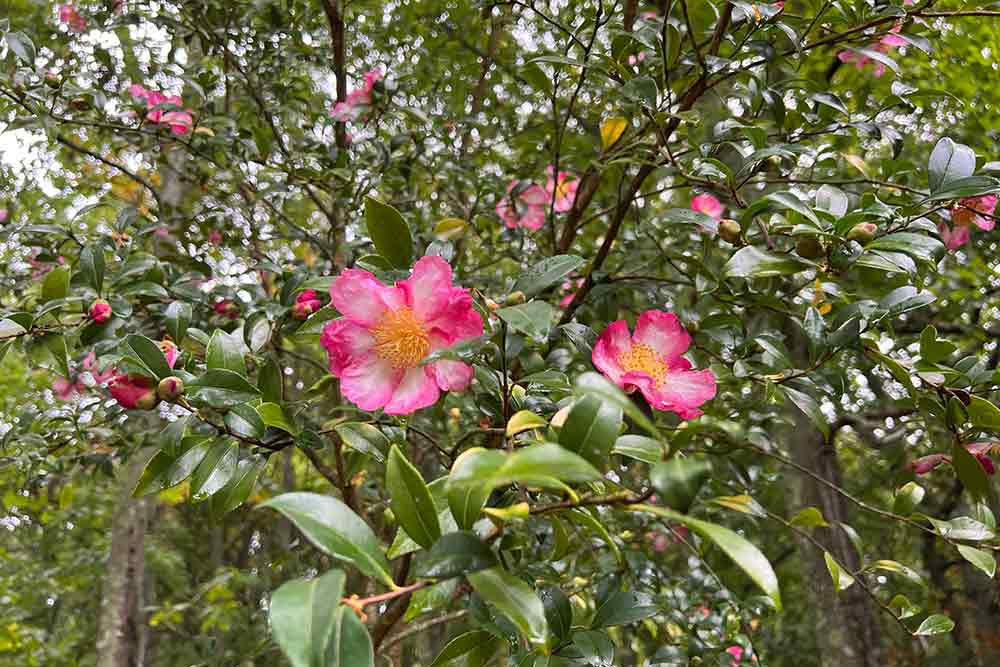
<box><xmin>372</xmin><ymin>307</ymin><xmax>430</xmax><ymax>369</ymax></box>
<box><xmin>618</xmin><ymin>343</ymin><xmax>668</xmax><ymax>386</ymax></box>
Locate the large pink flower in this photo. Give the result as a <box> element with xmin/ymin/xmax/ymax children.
<box><xmin>593</xmin><ymin>310</ymin><xmax>716</xmax><ymax>419</ymax></box>
<box><xmin>320</xmin><ymin>256</ymin><xmax>483</xmax><ymax>415</ymax></box>
<box><xmin>546</xmin><ymin>166</ymin><xmax>579</xmax><ymax>213</ymax></box>
<box><xmin>691</xmin><ymin>193</ymin><xmax>724</xmax><ymax>220</ymax></box>
<box><xmin>952</xmin><ymin>195</ymin><xmax>997</xmax><ymax>231</ymax></box>
<box><xmin>496</xmin><ymin>180</ymin><xmax>548</xmax><ymax>231</ymax></box>
<box><xmin>938</xmin><ymin>222</ymin><xmax>970</xmax><ymax>251</ymax></box>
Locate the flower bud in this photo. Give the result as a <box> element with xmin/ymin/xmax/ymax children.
<box><xmin>718</xmin><ymin>219</ymin><xmax>742</xmax><ymax>244</ymax></box>
<box><xmin>485</xmin><ymin>298</ymin><xmax>500</xmax><ymax>312</ymax></box>
<box><xmin>108</xmin><ymin>373</ymin><xmax>158</xmax><ymax>410</ymax></box>
<box><xmin>156</xmin><ymin>376</ymin><xmax>185</xmax><ymax>401</ymax></box>
<box><xmin>795</xmin><ymin>236</ymin><xmax>826</xmax><ymax>260</ymax></box>
<box><xmin>505</xmin><ymin>291</ymin><xmax>526</xmax><ymax>305</ymax></box>
<box><xmin>846</xmin><ymin>222</ymin><xmax>877</xmax><ymax>244</ymax></box>
<box><xmin>89</xmin><ymin>299</ymin><xmax>112</xmax><ymax>323</ymax></box>
<box><xmin>292</xmin><ymin>300</ymin><xmax>318</xmax><ymax>320</ymax></box>
<box><xmin>44</xmin><ymin>71</ymin><xmax>62</xmax><ymax>89</ymax></box>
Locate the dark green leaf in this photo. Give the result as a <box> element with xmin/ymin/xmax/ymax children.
<box><xmin>79</xmin><ymin>245</ymin><xmax>105</xmax><ymax>294</ymax></box>
<box><xmin>467</xmin><ymin>567</ymin><xmax>548</xmax><ymax>648</ymax></box>
<box><xmin>496</xmin><ymin>301</ymin><xmax>554</xmax><ymax>340</ymax></box>
<box><xmin>649</xmin><ymin>457</ymin><xmax>712</xmax><ymax>514</ymax></box>
<box><xmin>269</xmin><ymin>569</ymin><xmax>345</xmax><ymax>667</ymax></box>
<box><xmin>512</xmin><ymin>255</ymin><xmax>585</xmax><ymax>297</ymax></box>
<box><xmin>257</xmin><ymin>402</ymin><xmax>298</xmax><ymax>434</ymax></box>
<box><xmin>364</xmin><ymin>196</ymin><xmax>413</xmax><ymax>269</ymax></box>
<box><xmin>723</xmin><ymin>246</ymin><xmax>809</xmax><ymax>279</ymax></box>
<box><xmin>928</xmin><ymin>137</ymin><xmax>975</xmax><ymax>192</ymax></box>
<box><xmin>416</xmin><ymin>531</ymin><xmax>498</xmax><ymax>579</ymax></box>
<box><xmin>558</xmin><ymin>395</ymin><xmax>622</xmax><ymax>468</ymax></box>
<box><xmin>41</xmin><ymin>266</ymin><xmax>71</xmax><ymax>303</ymax></box>
<box><xmin>126</xmin><ymin>334</ymin><xmax>173</xmax><ymax>380</ymax></box>
<box><xmin>611</xmin><ymin>435</ymin><xmax>663</xmax><ymax>463</ymax></box>
<box><xmin>540</xmin><ymin>587</ymin><xmax>573</xmax><ymax>642</ymax></box>
<box><xmin>387</xmin><ymin>445</ymin><xmax>440</xmax><ymax>549</ymax></box>
<box><xmin>334</xmin><ymin>422</ymin><xmax>389</xmax><ymax>463</ymax></box>
<box><xmin>591</xmin><ymin>591</ymin><xmax>658</xmax><ymax>628</ymax></box>
<box><xmin>165</xmin><ymin>301</ymin><xmax>192</xmax><ymax>343</ymax></box>
<box><xmin>430</xmin><ymin>630</ymin><xmax>495</xmax><ymax>667</ymax></box>
<box><xmin>206</xmin><ymin>329</ymin><xmax>247</xmax><ymax>376</ymax></box>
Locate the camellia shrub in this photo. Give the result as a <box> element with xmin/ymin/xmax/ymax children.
<box><xmin>2</xmin><ymin>0</ymin><xmax>1000</xmax><ymax>665</ymax></box>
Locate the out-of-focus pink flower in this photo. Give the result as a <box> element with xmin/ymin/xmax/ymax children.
<box><xmin>593</xmin><ymin>310</ymin><xmax>716</xmax><ymax>419</ymax></box>
<box><xmin>559</xmin><ymin>278</ymin><xmax>584</xmax><ymax>308</ymax></box>
<box><xmin>159</xmin><ymin>339</ymin><xmax>179</xmax><ymax>369</ymax></box>
<box><xmin>59</xmin><ymin>4</ymin><xmax>87</xmax><ymax>33</ymax></box>
<box><xmin>83</xmin><ymin>352</ymin><xmax>116</xmax><ymax>385</ymax></box>
<box><xmin>545</xmin><ymin>166</ymin><xmax>579</xmax><ymax>213</ymax></box>
<box><xmin>0</xmin><ymin>208</ymin><xmax>8</xmax><ymax>223</ymax></box>
<box><xmin>320</xmin><ymin>256</ymin><xmax>483</xmax><ymax>415</ymax></box>
<box><xmin>52</xmin><ymin>377</ymin><xmax>78</xmax><ymax>401</ymax></box>
<box><xmin>129</xmin><ymin>84</ymin><xmax>195</xmax><ymax>135</ymax></box>
<box><xmin>691</xmin><ymin>193</ymin><xmax>724</xmax><ymax>220</ymax></box>
<box><xmin>726</xmin><ymin>646</ymin><xmax>744</xmax><ymax>665</ymax></box>
<box><xmin>496</xmin><ymin>180</ymin><xmax>548</xmax><ymax>231</ymax></box>
<box><xmin>627</xmin><ymin>52</ymin><xmax>648</xmax><ymax>66</ymax></box>
<box><xmin>208</xmin><ymin>229</ymin><xmax>222</xmax><ymax>245</ymax></box>
<box><xmin>292</xmin><ymin>289</ymin><xmax>323</xmax><ymax>320</ymax></box>
<box><xmin>966</xmin><ymin>442</ymin><xmax>997</xmax><ymax>475</ymax></box>
<box><xmin>837</xmin><ymin>24</ymin><xmax>905</xmax><ymax>77</ymax></box>
<box><xmin>909</xmin><ymin>453</ymin><xmax>949</xmax><ymax>475</ymax></box>
<box><xmin>952</xmin><ymin>195</ymin><xmax>997</xmax><ymax>231</ymax></box>
<box><xmin>89</xmin><ymin>299</ymin><xmax>112</xmax><ymax>323</ymax></box>
<box><xmin>109</xmin><ymin>373</ymin><xmax>159</xmax><ymax>409</ymax></box>
<box><xmin>214</xmin><ymin>299</ymin><xmax>240</xmax><ymax>319</ymax></box>
<box><xmin>331</xmin><ymin>68</ymin><xmax>384</xmax><ymax>123</ymax></box>
<box><xmin>938</xmin><ymin>222</ymin><xmax>970</xmax><ymax>251</ymax></box>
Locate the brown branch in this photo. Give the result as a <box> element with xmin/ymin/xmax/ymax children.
<box><xmin>55</xmin><ymin>135</ymin><xmax>161</xmax><ymax>207</ymax></box>
<box><xmin>300</xmin><ymin>446</ymin><xmax>340</xmax><ymax>489</ymax></box>
<box><xmin>320</xmin><ymin>0</ymin><xmax>349</xmax><ymax>151</ymax></box>
<box><xmin>371</xmin><ymin>554</ymin><xmax>413</xmax><ymax>652</ymax></box>
<box><xmin>379</xmin><ymin>610</ymin><xmax>470</xmax><ymax>653</ymax></box>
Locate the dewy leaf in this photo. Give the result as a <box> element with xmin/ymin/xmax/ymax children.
<box><xmin>207</xmin><ymin>329</ymin><xmax>248</xmax><ymax>376</ymax></box>
<box><xmin>956</xmin><ymin>544</ymin><xmax>996</xmax><ymax>578</ymax></box>
<box><xmin>928</xmin><ymin>137</ymin><xmax>976</xmax><ymax>193</ymax></box>
<box><xmin>512</xmin><ymin>255</ymin><xmax>585</xmax><ymax>297</ymax></box>
<box><xmin>591</xmin><ymin>591</ymin><xmax>658</xmax><ymax>628</ymax></box>
<box><xmin>914</xmin><ymin>614</ymin><xmax>955</xmax><ymax>636</ymax></box>
<box><xmin>269</xmin><ymin>569</ymin><xmax>346</xmax><ymax>667</ymax></box>
<box><xmin>364</xmin><ymin>196</ymin><xmax>413</xmax><ymax>269</ymax></box>
<box><xmin>724</xmin><ymin>246</ymin><xmax>809</xmax><ymax>279</ymax></box>
<box><xmin>467</xmin><ymin>567</ymin><xmax>548</xmax><ymax>648</ymax></box>
<box><xmin>558</xmin><ymin>394</ymin><xmax>622</xmax><ymax>468</ymax></box>
<box><xmin>633</xmin><ymin>504</ymin><xmax>782</xmax><ymax>610</ymax></box>
<box><xmin>496</xmin><ymin>301</ymin><xmax>554</xmax><ymax>340</ymax></box>
<box><xmin>259</xmin><ymin>492</ymin><xmax>394</xmax><ymax>586</ymax></box>
<box><xmin>386</xmin><ymin>445</ymin><xmax>441</xmax><ymax>549</ymax></box>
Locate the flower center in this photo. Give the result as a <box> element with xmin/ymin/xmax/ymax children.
<box><xmin>618</xmin><ymin>343</ymin><xmax>668</xmax><ymax>386</ymax></box>
<box><xmin>555</xmin><ymin>178</ymin><xmax>573</xmax><ymax>199</ymax></box>
<box><xmin>372</xmin><ymin>307</ymin><xmax>430</xmax><ymax>369</ymax></box>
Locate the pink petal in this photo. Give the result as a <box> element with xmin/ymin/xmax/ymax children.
<box><xmin>519</xmin><ymin>205</ymin><xmax>547</xmax><ymax>231</ymax></box>
<box><xmin>53</xmin><ymin>377</ymin><xmax>75</xmax><ymax>400</ymax></box>
<box><xmin>339</xmin><ymin>356</ymin><xmax>402</xmax><ymax>411</ymax></box>
<box><xmin>329</xmin><ymin>268</ymin><xmax>400</xmax><ymax>326</ymax></box>
<box><xmin>691</xmin><ymin>194</ymin><xmax>724</xmax><ymax>220</ymax></box>
<box><xmin>519</xmin><ymin>184</ymin><xmax>549</xmax><ymax>206</ymax></box>
<box><xmin>632</xmin><ymin>310</ymin><xmax>691</xmax><ymax>360</ymax></box>
<box><xmin>647</xmin><ymin>368</ymin><xmax>717</xmax><ymax>419</ymax></box>
<box><xmin>592</xmin><ymin>320</ymin><xmax>634</xmax><ymax>385</ymax></box>
<box><xmin>321</xmin><ymin>319</ymin><xmax>376</xmax><ymax>376</ymax></box>
<box><xmin>384</xmin><ymin>366</ymin><xmax>440</xmax><ymax>415</ymax></box>
<box><xmin>429</xmin><ymin>359</ymin><xmax>474</xmax><ymax>391</ymax></box>
<box><xmin>909</xmin><ymin>453</ymin><xmax>949</xmax><ymax>475</ymax></box>
<box><xmin>399</xmin><ymin>256</ymin><xmax>453</xmax><ymax>321</ymax></box>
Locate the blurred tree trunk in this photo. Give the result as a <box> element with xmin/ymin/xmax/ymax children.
<box><xmin>96</xmin><ymin>453</ymin><xmax>150</xmax><ymax>667</ymax></box>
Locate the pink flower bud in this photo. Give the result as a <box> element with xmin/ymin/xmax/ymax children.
<box><xmin>89</xmin><ymin>299</ymin><xmax>112</xmax><ymax>323</ymax></box>
<box><xmin>156</xmin><ymin>376</ymin><xmax>185</xmax><ymax>401</ymax></box>
<box><xmin>108</xmin><ymin>374</ymin><xmax>158</xmax><ymax>410</ymax></box>
<box><xmin>159</xmin><ymin>339</ymin><xmax>179</xmax><ymax>369</ymax></box>
<box><xmin>292</xmin><ymin>289</ymin><xmax>322</xmax><ymax>320</ymax></box>
<box><xmin>908</xmin><ymin>453</ymin><xmax>949</xmax><ymax>475</ymax></box>
<box><xmin>214</xmin><ymin>299</ymin><xmax>240</xmax><ymax>319</ymax></box>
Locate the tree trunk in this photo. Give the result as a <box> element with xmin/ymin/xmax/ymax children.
<box><xmin>96</xmin><ymin>454</ymin><xmax>150</xmax><ymax>667</ymax></box>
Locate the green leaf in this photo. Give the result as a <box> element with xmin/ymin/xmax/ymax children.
<box><xmin>870</xmin><ymin>560</ymin><xmax>927</xmax><ymax>587</ymax></box>
<box><xmin>206</xmin><ymin>329</ymin><xmax>247</xmax><ymax>376</ymax></box>
<box><xmin>4</xmin><ymin>32</ymin><xmax>36</xmax><ymax>64</ymax></box>
<box><xmin>512</xmin><ymin>255</ymin><xmax>585</xmax><ymax>297</ymax></box>
<box><xmin>914</xmin><ymin>614</ymin><xmax>955</xmax><ymax>636</ymax></box>
<box><xmin>591</xmin><ymin>591</ymin><xmax>658</xmax><ymax>628</ymax></box>
<box><xmin>189</xmin><ymin>369</ymin><xmax>259</xmax><ymax>396</ymax></box>
<box><xmin>952</xmin><ymin>439</ymin><xmax>990</xmax><ymax>500</ymax></box>
<box><xmin>540</xmin><ymin>587</ymin><xmax>573</xmax><ymax>642</ymax></box>
<box><xmin>928</xmin><ymin>137</ymin><xmax>975</xmax><ymax>193</ymax></box>
<box><xmin>496</xmin><ymin>301</ymin><xmax>554</xmax><ymax>340</ymax></box>
<box><xmin>661</xmin><ymin>208</ymin><xmax>720</xmax><ymax>235</ymax></box>
<box><xmin>892</xmin><ymin>482</ymin><xmax>925</xmax><ymax>516</ymax></box>
<box><xmin>919</xmin><ymin>326</ymin><xmax>957</xmax><ymax>364</ymax></box>
<box><xmin>633</xmin><ymin>504</ymin><xmax>782</xmax><ymax>609</ymax></box>
<box><xmin>611</xmin><ymin>435</ymin><xmax>663</xmax><ymax>464</ymax></box>
<box><xmin>723</xmin><ymin>246</ymin><xmax>809</xmax><ymax>279</ymax></box>
<box><xmin>574</xmin><ymin>372</ymin><xmax>660</xmax><ymax>438</ymax></box>
<box><xmin>210</xmin><ymin>456</ymin><xmax>266</xmax><ymax>516</ymax></box>
<box><xmin>956</xmin><ymin>544</ymin><xmax>996</xmax><ymax>578</ymax></box>
<box><xmin>331</xmin><ymin>606</ymin><xmax>374</xmax><ymax>666</ymax></box>
<box><xmin>507</xmin><ymin>410</ymin><xmax>548</xmax><ymax>437</ymax></box>
<box><xmin>364</xmin><ymin>196</ymin><xmax>413</xmax><ymax>269</ymax></box>
<box><xmin>387</xmin><ymin>445</ymin><xmax>440</xmax><ymax>549</ymax></box>
<box><xmin>189</xmin><ymin>441</ymin><xmax>238</xmax><ymax>501</ymax></box>
<box><xmin>867</xmin><ymin>233</ymin><xmax>943</xmax><ymax>262</ymax></box>
<box><xmin>649</xmin><ymin>457</ymin><xmax>712</xmax><ymax>514</ymax></box>
<box><xmin>815</xmin><ymin>185</ymin><xmax>849</xmax><ymax>217</ymax></box>
<box><xmin>41</xmin><ymin>266</ymin><xmax>71</xmax><ymax>303</ymax></box>
<box><xmin>225</xmin><ymin>403</ymin><xmax>266</xmax><ymax>439</ymax></box>
<box><xmin>781</xmin><ymin>386</ymin><xmax>830</xmax><ymax>439</ymax></box>
<box><xmin>923</xmin><ymin>515</ymin><xmax>995</xmax><ymax>541</ymax></box>
<box><xmin>925</xmin><ymin>176</ymin><xmax>1000</xmax><ymax>201</ymax></box>
<box><xmin>164</xmin><ymin>439</ymin><xmax>214</xmax><ymax>487</ymax></box>
<box><xmin>133</xmin><ymin>451</ymin><xmax>174</xmax><ymax>496</ymax></box>
<box><xmin>558</xmin><ymin>395</ymin><xmax>622</xmax><ymax>468</ymax></box>
<box><xmin>0</xmin><ymin>318</ymin><xmax>27</xmax><ymax>339</ymax></box>
<box><xmin>430</xmin><ymin>630</ymin><xmax>495</xmax><ymax>667</ymax></box>
<box><xmin>467</xmin><ymin>568</ymin><xmax>548</xmax><ymax>648</ymax></box>
<box><xmin>824</xmin><ymin>552</ymin><xmax>856</xmax><ymax>593</ymax></box>
<box><xmin>259</xmin><ymin>492</ymin><xmax>394</xmax><ymax>586</ymax></box>
<box><xmin>888</xmin><ymin>594</ymin><xmax>920</xmax><ymax>620</ymax></box>
<box><xmin>968</xmin><ymin>395</ymin><xmax>1000</xmax><ymax>431</ymax></box>
<box><xmin>165</xmin><ymin>301</ymin><xmax>192</xmax><ymax>343</ymax></box>
<box><xmin>269</xmin><ymin>569</ymin><xmax>345</xmax><ymax>667</ymax></box>
<box><xmin>765</xmin><ymin>191</ymin><xmax>820</xmax><ymax>224</ymax></box>
<box><xmin>259</xmin><ymin>356</ymin><xmax>283</xmax><ymax>404</ymax></box>
<box><xmin>243</xmin><ymin>311</ymin><xmax>271</xmax><ymax>353</ymax></box>
<box><xmin>257</xmin><ymin>402</ymin><xmax>298</xmax><ymax>435</ymax></box>
<box><xmin>126</xmin><ymin>334</ymin><xmax>173</xmax><ymax>380</ymax></box>
<box><xmin>789</xmin><ymin>507</ymin><xmax>828</xmax><ymax>528</ymax></box>
<box><xmin>79</xmin><ymin>245</ymin><xmax>105</xmax><ymax>294</ymax></box>
<box><xmin>334</xmin><ymin>422</ymin><xmax>389</xmax><ymax>463</ymax></box>
<box><xmin>415</xmin><ymin>531</ymin><xmax>498</xmax><ymax>579</ymax></box>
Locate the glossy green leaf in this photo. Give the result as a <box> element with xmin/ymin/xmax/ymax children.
<box><xmin>269</xmin><ymin>569</ymin><xmax>345</xmax><ymax>667</ymax></box>
<box><xmin>467</xmin><ymin>567</ymin><xmax>548</xmax><ymax>648</ymax></box>
<box><xmin>165</xmin><ymin>301</ymin><xmax>192</xmax><ymax>343</ymax></box>
<box><xmin>928</xmin><ymin>137</ymin><xmax>975</xmax><ymax>192</ymax></box>
<box><xmin>79</xmin><ymin>245</ymin><xmax>105</xmax><ymax>293</ymax></box>
<box><xmin>574</xmin><ymin>372</ymin><xmax>660</xmax><ymax>437</ymax></box>
<box><xmin>956</xmin><ymin>544</ymin><xmax>996</xmax><ymax>578</ymax></box>
<box><xmin>952</xmin><ymin>440</ymin><xmax>990</xmax><ymax>500</ymax></box>
<box><xmin>540</xmin><ymin>587</ymin><xmax>573</xmax><ymax>642</ymax></box>
<box><xmin>415</xmin><ymin>531</ymin><xmax>498</xmax><ymax>579</ymax></box>
<box><xmin>914</xmin><ymin>614</ymin><xmax>955</xmax><ymax>636</ymax></box>
<box><xmin>334</xmin><ymin>422</ymin><xmax>389</xmax><ymax>463</ymax></box>
<box><xmin>824</xmin><ymin>552</ymin><xmax>855</xmax><ymax>592</ymax></box>
<box><xmin>649</xmin><ymin>457</ymin><xmax>712</xmax><ymax>514</ymax></box>
<box><xmin>611</xmin><ymin>435</ymin><xmax>663</xmax><ymax>463</ymax></box>
<box><xmin>892</xmin><ymin>482</ymin><xmax>925</xmax><ymax>516</ymax></box>
<box><xmin>591</xmin><ymin>591</ymin><xmax>658</xmax><ymax>628</ymax></box>
<box><xmin>496</xmin><ymin>301</ymin><xmax>554</xmax><ymax>340</ymax></box>
<box><xmin>41</xmin><ymin>266</ymin><xmax>70</xmax><ymax>304</ymax></box>
<box><xmin>430</xmin><ymin>630</ymin><xmax>496</xmax><ymax>667</ymax></box>
<box><xmin>206</xmin><ymin>329</ymin><xmax>247</xmax><ymax>376</ymax></box>
<box><xmin>387</xmin><ymin>444</ymin><xmax>440</xmax><ymax>549</ymax></box>
<box><xmin>257</xmin><ymin>402</ymin><xmax>298</xmax><ymax>435</ymax></box>
<box><xmin>364</xmin><ymin>196</ymin><xmax>413</xmax><ymax>269</ymax></box>
<box><xmin>512</xmin><ymin>255</ymin><xmax>585</xmax><ymax>297</ymax></box>
<box><xmin>5</xmin><ymin>31</ymin><xmax>36</xmax><ymax>64</ymax></box>
<box><xmin>724</xmin><ymin>246</ymin><xmax>809</xmax><ymax>279</ymax></box>
<box><xmin>558</xmin><ymin>394</ymin><xmax>622</xmax><ymax>468</ymax></box>
<box><xmin>189</xmin><ymin>440</ymin><xmax>238</xmax><ymax>501</ymax></box>
<box><xmin>126</xmin><ymin>334</ymin><xmax>173</xmax><ymax>380</ymax></box>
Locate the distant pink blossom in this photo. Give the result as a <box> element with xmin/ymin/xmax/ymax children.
<box><xmin>496</xmin><ymin>180</ymin><xmax>548</xmax><ymax>231</ymax></box>
<box><xmin>938</xmin><ymin>222</ymin><xmax>970</xmax><ymax>251</ymax></box>
<box><xmin>52</xmin><ymin>352</ymin><xmax>115</xmax><ymax>400</ymax></box>
<box><xmin>546</xmin><ymin>166</ymin><xmax>579</xmax><ymax>213</ymax></box>
<box><xmin>909</xmin><ymin>453</ymin><xmax>949</xmax><ymax>475</ymax></box>
<box><xmin>691</xmin><ymin>193</ymin><xmax>724</xmax><ymax>220</ymax></box>
<box><xmin>910</xmin><ymin>445</ymin><xmax>996</xmax><ymax>476</ymax></box>
<box><xmin>726</xmin><ymin>646</ymin><xmax>744</xmax><ymax>666</ymax></box>
<box><xmin>208</xmin><ymin>229</ymin><xmax>222</xmax><ymax>245</ymax></box>
<box><xmin>593</xmin><ymin>310</ymin><xmax>716</xmax><ymax>419</ymax></box>
<box><xmin>214</xmin><ymin>299</ymin><xmax>240</xmax><ymax>320</ymax></box>
<box><xmin>559</xmin><ymin>278</ymin><xmax>584</xmax><ymax>308</ymax></box>
<box><xmin>627</xmin><ymin>52</ymin><xmax>648</xmax><ymax>66</ymax></box>
<box><xmin>59</xmin><ymin>4</ymin><xmax>87</xmax><ymax>33</ymax></box>
<box><xmin>837</xmin><ymin>24</ymin><xmax>906</xmax><ymax>77</ymax></box>
<box><xmin>128</xmin><ymin>84</ymin><xmax>195</xmax><ymax>135</ymax></box>
<box><xmin>320</xmin><ymin>256</ymin><xmax>483</xmax><ymax>414</ymax></box>
<box><xmin>0</xmin><ymin>209</ymin><xmax>8</xmax><ymax>223</ymax></box>
<box><xmin>952</xmin><ymin>195</ymin><xmax>997</xmax><ymax>231</ymax></box>
<box><xmin>331</xmin><ymin>68</ymin><xmax>384</xmax><ymax>123</ymax></box>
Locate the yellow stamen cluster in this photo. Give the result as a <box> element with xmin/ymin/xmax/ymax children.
<box><xmin>618</xmin><ymin>343</ymin><xmax>668</xmax><ymax>386</ymax></box>
<box><xmin>372</xmin><ymin>307</ymin><xmax>430</xmax><ymax>369</ymax></box>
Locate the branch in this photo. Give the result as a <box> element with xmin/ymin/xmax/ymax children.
<box><xmin>320</xmin><ymin>0</ymin><xmax>349</xmax><ymax>150</ymax></box>
<box><xmin>378</xmin><ymin>610</ymin><xmax>470</xmax><ymax>653</ymax></box>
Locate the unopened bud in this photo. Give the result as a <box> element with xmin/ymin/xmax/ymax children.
<box><xmin>156</xmin><ymin>376</ymin><xmax>185</xmax><ymax>401</ymax></box>
<box><xmin>795</xmin><ymin>236</ymin><xmax>826</xmax><ymax>260</ymax></box>
<box><xmin>134</xmin><ymin>390</ymin><xmax>160</xmax><ymax>411</ymax></box>
<box><xmin>846</xmin><ymin>222</ymin><xmax>877</xmax><ymax>244</ymax></box>
<box><xmin>505</xmin><ymin>291</ymin><xmax>526</xmax><ymax>305</ymax></box>
<box><xmin>485</xmin><ymin>298</ymin><xmax>500</xmax><ymax>312</ymax></box>
<box><xmin>718</xmin><ymin>219</ymin><xmax>742</xmax><ymax>244</ymax></box>
<box><xmin>89</xmin><ymin>299</ymin><xmax>112</xmax><ymax>323</ymax></box>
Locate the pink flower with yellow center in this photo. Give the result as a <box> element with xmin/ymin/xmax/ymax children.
<box><xmin>691</xmin><ymin>193</ymin><xmax>724</xmax><ymax>220</ymax></box>
<box><xmin>952</xmin><ymin>195</ymin><xmax>997</xmax><ymax>231</ymax></box>
<box><xmin>321</xmin><ymin>256</ymin><xmax>483</xmax><ymax>415</ymax></box>
<box><xmin>593</xmin><ymin>310</ymin><xmax>716</xmax><ymax>419</ymax></box>
<box><xmin>938</xmin><ymin>222</ymin><xmax>970</xmax><ymax>251</ymax></box>
<box><xmin>496</xmin><ymin>180</ymin><xmax>548</xmax><ymax>231</ymax></box>
<box><xmin>545</xmin><ymin>166</ymin><xmax>579</xmax><ymax>213</ymax></box>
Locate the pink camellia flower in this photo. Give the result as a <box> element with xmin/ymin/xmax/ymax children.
<box><xmin>128</xmin><ymin>84</ymin><xmax>195</xmax><ymax>136</ymax></box>
<box><xmin>592</xmin><ymin>310</ymin><xmax>716</xmax><ymax>419</ymax></box>
<box><xmin>108</xmin><ymin>374</ymin><xmax>159</xmax><ymax>410</ymax></box>
<box><xmin>496</xmin><ymin>180</ymin><xmax>549</xmax><ymax>231</ymax></box>
<box><xmin>726</xmin><ymin>646</ymin><xmax>744</xmax><ymax>666</ymax></box>
<box><xmin>208</xmin><ymin>229</ymin><xmax>222</xmax><ymax>245</ymax></box>
<box><xmin>214</xmin><ymin>299</ymin><xmax>240</xmax><ymax>320</ymax></box>
<box><xmin>0</xmin><ymin>208</ymin><xmax>8</xmax><ymax>223</ymax></box>
<box><xmin>89</xmin><ymin>299</ymin><xmax>112</xmax><ymax>323</ymax></box>
<box><xmin>545</xmin><ymin>166</ymin><xmax>579</xmax><ymax>213</ymax></box>
<box><xmin>159</xmin><ymin>339</ymin><xmax>179</xmax><ymax>369</ymax></box>
<box><xmin>938</xmin><ymin>222</ymin><xmax>970</xmax><ymax>251</ymax></box>
<box><xmin>52</xmin><ymin>376</ymin><xmax>78</xmax><ymax>401</ymax></box>
<box><xmin>909</xmin><ymin>453</ymin><xmax>949</xmax><ymax>475</ymax></box>
<box><xmin>966</xmin><ymin>442</ymin><xmax>997</xmax><ymax>475</ymax></box>
<box><xmin>691</xmin><ymin>193</ymin><xmax>724</xmax><ymax>220</ymax></box>
<box><xmin>320</xmin><ymin>256</ymin><xmax>483</xmax><ymax>415</ymax></box>
<box><xmin>83</xmin><ymin>352</ymin><xmax>116</xmax><ymax>385</ymax></box>
<box><xmin>331</xmin><ymin>68</ymin><xmax>384</xmax><ymax>122</ymax></box>
<box><xmin>952</xmin><ymin>195</ymin><xmax>997</xmax><ymax>231</ymax></box>
<box><xmin>59</xmin><ymin>4</ymin><xmax>87</xmax><ymax>33</ymax></box>
<box><xmin>292</xmin><ymin>289</ymin><xmax>323</xmax><ymax>320</ymax></box>
<box><xmin>837</xmin><ymin>24</ymin><xmax>905</xmax><ymax>78</ymax></box>
<box><xmin>627</xmin><ymin>52</ymin><xmax>648</xmax><ymax>66</ymax></box>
